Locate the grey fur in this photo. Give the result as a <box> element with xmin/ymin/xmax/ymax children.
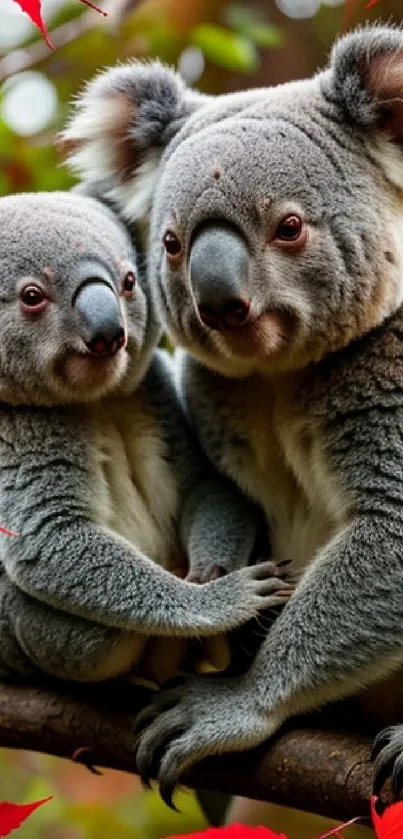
<box><xmin>0</xmin><ymin>191</ymin><xmax>289</xmax><ymax>687</ymax></box>
<box><xmin>62</xmin><ymin>25</ymin><xmax>403</xmax><ymax>801</ymax></box>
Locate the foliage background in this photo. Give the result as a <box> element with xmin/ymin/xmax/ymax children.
<box><xmin>0</xmin><ymin>0</ymin><xmax>401</xmax><ymax>836</ymax></box>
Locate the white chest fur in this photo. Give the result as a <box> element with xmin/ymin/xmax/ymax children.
<box><xmin>219</xmin><ymin>376</ymin><xmax>351</xmax><ymax>571</ymax></box>
<box><xmin>83</xmin><ymin>390</ymin><xmax>180</xmax><ymax>568</ymax></box>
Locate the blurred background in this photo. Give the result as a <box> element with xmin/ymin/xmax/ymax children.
<box><xmin>2</xmin><ymin>0</ymin><xmax>403</xmax><ymax>197</ymax></box>
<box><xmin>0</xmin><ymin>0</ymin><xmax>400</xmax><ymax>836</ymax></box>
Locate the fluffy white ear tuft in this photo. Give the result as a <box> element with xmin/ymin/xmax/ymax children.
<box><xmin>59</xmin><ymin>61</ymin><xmax>207</xmax><ymax>222</ymax></box>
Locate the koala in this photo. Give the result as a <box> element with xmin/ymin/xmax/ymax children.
<box><xmin>0</xmin><ymin>190</ymin><xmax>292</xmax><ymax>690</ymax></box>
<box><xmin>61</xmin><ymin>24</ymin><xmax>403</xmax><ymax>803</ymax></box>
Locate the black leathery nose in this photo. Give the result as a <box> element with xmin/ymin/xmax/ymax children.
<box><xmin>223</xmin><ymin>298</ymin><xmax>250</xmax><ymax>329</ymax></box>
<box><xmin>86</xmin><ymin>328</ymin><xmax>125</xmax><ymax>357</ymax></box>
<box><xmin>198</xmin><ymin>299</ymin><xmax>250</xmax><ymax>331</ymax></box>
<box><xmin>190</xmin><ymin>225</ymin><xmax>250</xmax><ymax>331</ymax></box>
<box><xmin>74</xmin><ymin>280</ymin><xmax>126</xmax><ymax>356</ymax></box>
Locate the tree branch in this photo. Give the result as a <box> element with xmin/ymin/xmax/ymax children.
<box><xmin>0</xmin><ymin>680</ymin><xmax>377</xmax><ymax>824</ymax></box>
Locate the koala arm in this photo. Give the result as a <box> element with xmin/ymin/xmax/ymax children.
<box><xmin>0</xmin><ymin>405</ymin><xmax>280</xmax><ymax>638</ymax></box>
<box><xmin>180</xmin><ymin>478</ymin><xmax>259</xmax><ymax>583</ymax></box>
<box><xmin>133</xmin><ymin>353</ymin><xmax>403</xmax><ymax>802</ymax></box>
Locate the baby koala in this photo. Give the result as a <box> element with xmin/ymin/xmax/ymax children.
<box><xmin>0</xmin><ymin>191</ymin><xmax>290</xmax><ymax>687</ymax></box>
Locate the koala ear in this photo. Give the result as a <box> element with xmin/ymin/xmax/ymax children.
<box><xmin>329</xmin><ymin>26</ymin><xmax>403</xmax><ymax>141</ymax></box>
<box><xmin>60</xmin><ymin>61</ymin><xmax>208</xmax><ymax>222</ymax></box>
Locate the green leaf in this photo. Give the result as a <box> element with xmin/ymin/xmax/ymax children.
<box><xmin>134</xmin><ymin>788</ymin><xmax>207</xmax><ymax>839</ymax></box>
<box><xmin>67</xmin><ymin>802</ymin><xmax>142</xmax><ymax>839</ymax></box>
<box><xmin>146</xmin><ymin>25</ymin><xmax>184</xmax><ymax>62</ymax></box>
<box><xmin>225</xmin><ymin>3</ymin><xmax>285</xmax><ymax>49</ymax></box>
<box><xmin>243</xmin><ymin>23</ymin><xmax>284</xmax><ymax>47</ymax></box>
<box><xmin>224</xmin><ymin>4</ymin><xmax>284</xmax><ymax>47</ymax></box>
<box><xmin>191</xmin><ymin>24</ymin><xmax>259</xmax><ymax>72</ymax></box>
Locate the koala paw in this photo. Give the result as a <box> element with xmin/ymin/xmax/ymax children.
<box><xmin>372</xmin><ymin>725</ymin><xmax>403</xmax><ymax>800</ymax></box>
<box><xmin>187</xmin><ymin>557</ymin><xmax>297</xmax><ymax>586</ymax></box>
<box><xmin>201</xmin><ymin>560</ymin><xmax>295</xmax><ymax>631</ymax></box>
<box><xmin>133</xmin><ymin>675</ymin><xmax>280</xmax><ymax>808</ymax></box>
<box><xmin>186</xmin><ymin>564</ymin><xmax>227</xmax><ymax>584</ymax></box>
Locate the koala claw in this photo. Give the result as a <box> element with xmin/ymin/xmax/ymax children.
<box><xmin>186</xmin><ymin>565</ymin><xmax>227</xmax><ymax>584</ymax></box>
<box><xmin>372</xmin><ymin>725</ymin><xmax>403</xmax><ymax>800</ymax></box>
<box><xmin>133</xmin><ymin>675</ymin><xmax>278</xmax><ymax>809</ymax></box>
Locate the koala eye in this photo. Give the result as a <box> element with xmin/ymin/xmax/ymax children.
<box><xmin>122</xmin><ymin>271</ymin><xmax>136</xmax><ymax>298</ymax></box>
<box><xmin>274</xmin><ymin>214</ymin><xmax>305</xmax><ymax>246</ymax></box>
<box><xmin>163</xmin><ymin>231</ymin><xmax>182</xmax><ymax>261</ymax></box>
<box><xmin>20</xmin><ymin>284</ymin><xmax>48</xmax><ymax>314</ymax></box>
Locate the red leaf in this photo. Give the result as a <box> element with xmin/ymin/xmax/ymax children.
<box><xmin>164</xmin><ymin>826</ymin><xmax>288</xmax><ymax>838</ymax></box>
<box><xmin>10</xmin><ymin>0</ymin><xmax>106</xmax><ymax>48</ymax></box>
<box><xmin>0</xmin><ymin>798</ymin><xmax>52</xmax><ymax>836</ymax></box>
<box><xmin>371</xmin><ymin>796</ymin><xmax>403</xmax><ymax>839</ymax></box>
<box><xmin>11</xmin><ymin>0</ymin><xmax>53</xmax><ymax>48</ymax></box>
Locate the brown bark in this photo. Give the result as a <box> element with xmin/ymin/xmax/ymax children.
<box><xmin>0</xmin><ymin>680</ymin><xmax>377</xmax><ymax>825</ymax></box>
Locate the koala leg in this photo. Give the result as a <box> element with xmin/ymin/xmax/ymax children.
<box><xmin>0</xmin><ymin>575</ymin><xmax>144</xmax><ymax>683</ymax></box>
<box><xmin>182</xmin><ymin>478</ymin><xmax>259</xmax><ymax>584</ymax></box>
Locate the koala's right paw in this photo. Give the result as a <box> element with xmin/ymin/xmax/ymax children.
<box><xmin>201</xmin><ymin>560</ymin><xmax>294</xmax><ymax>631</ymax></box>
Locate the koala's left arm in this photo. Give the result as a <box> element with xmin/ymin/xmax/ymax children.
<box><xmin>146</xmin><ymin>350</ymin><xmax>263</xmax><ymax>584</ymax></box>
<box><xmin>134</xmin><ymin>328</ymin><xmax>403</xmax><ymax>804</ymax></box>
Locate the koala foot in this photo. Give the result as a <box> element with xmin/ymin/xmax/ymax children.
<box><xmin>133</xmin><ymin>674</ymin><xmax>280</xmax><ymax>808</ymax></box>
<box><xmin>372</xmin><ymin>725</ymin><xmax>403</xmax><ymax>800</ymax></box>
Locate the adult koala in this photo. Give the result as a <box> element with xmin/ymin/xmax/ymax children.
<box><xmin>62</xmin><ymin>26</ymin><xmax>403</xmax><ymax>802</ymax></box>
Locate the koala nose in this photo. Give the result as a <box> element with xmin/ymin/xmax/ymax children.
<box><xmin>190</xmin><ymin>225</ymin><xmax>250</xmax><ymax>332</ymax></box>
<box><xmin>74</xmin><ymin>280</ymin><xmax>126</xmax><ymax>356</ymax></box>
<box><xmin>198</xmin><ymin>298</ymin><xmax>251</xmax><ymax>331</ymax></box>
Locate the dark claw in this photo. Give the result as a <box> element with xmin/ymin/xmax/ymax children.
<box><xmin>372</xmin><ymin>727</ymin><xmax>394</xmax><ymax>761</ymax></box>
<box><xmin>133</xmin><ymin>705</ymin><xmax>159</xmax><ymax>737</ymax></box>
<box><xmin>159</xmin><ymin>771</ymin><xmax>180</xmax><ymax>810</ymax></box>
<box><xmin>135</xmin><ymin>721</ymin><xmax>186</xmax><ymax>788</ymax></box>
<box><xmin>373</xmin><ymin>754</ymin><xmax>395</xmax><ymax>797</ymax></box>
<box><xmin>133</xmin><ymin>684</ymin><xmax>183</xmax><ymax>736</ymax></box>
<box><xmin>135</xmin><ymin>746</ymin><xmax>155</xmax><ymax>787</ymax></box>
<box><xmin>71</xmin><ymin>746</ymin><xmax>103</xmax><ymax>776</ymax></box>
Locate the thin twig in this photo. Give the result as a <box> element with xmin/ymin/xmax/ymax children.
<box><xmin>0</xmin><ymin>11</ymin><xmax>98</xmax><ymax>83</ymax></box>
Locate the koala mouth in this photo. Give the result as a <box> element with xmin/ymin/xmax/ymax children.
<box><xmin>207</xmin><ymin>309</ymin><xmax>295</xmax><ymax>360</ymax></box>
<box><xmin>56</xmin><ymin>346</ymin><xmax>128</xmax><ymax>394</ymax></box>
